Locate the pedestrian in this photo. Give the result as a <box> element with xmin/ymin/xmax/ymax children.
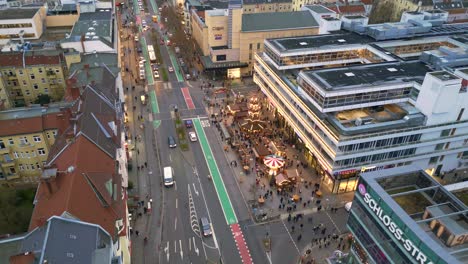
<box><xmin>280</xmin><ymin>197</ymin><xmax>284</xmax><ymax>203</ymax></box>
<box><xmin>297</xmin><ymin>234</ymin><xmax>302</xmax><ymax>241</ymax></box>
<box><xmin>135</xmin><ymin>230</ymin><xmax>139</xmax><ymax>236</ymax></box>
<box><xmin>145</xmin><ymin>162</ymin><xmax>147</xmax><ymax>168</ymax></box>
<box><xmin>291</xmin><ymin>225</ymin><xmax>295</xmax><ymax>233</ymax></box>
<box><xmin>300</xmin><ymin>223</ymin><xmax>304</xmax><ymax>230</ymax></box>
<box><xmin>288</xmin><ymin>214</ymin><xmax>291</xmax><ymax>222</ymax></box>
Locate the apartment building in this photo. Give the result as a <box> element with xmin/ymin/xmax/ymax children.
<box><xmin>242</xmin><ymin>0</ymin><xmax>293</xmax><ymax>13</ymax></box>
<box><xmin>254</xmin><ymin>15</ymin><xmax>468</xmax><ymax>193</ymax></box>
<box><xmin>0</xmin><ymin>103</ymin><xmax>71</xmax><ymax>184</ymax></box>
<box><xmin>0</xmin><ymin>50</ymin><xmax>68</xmax><ymax>109</ymax></box>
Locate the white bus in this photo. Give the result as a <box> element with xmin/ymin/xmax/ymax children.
<box><xmin>147</xmin><ymin>45</ymin><xmax>156</xmax><ymax>62</ymax></box>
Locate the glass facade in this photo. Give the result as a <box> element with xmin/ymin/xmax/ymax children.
<box><xmin>347</xmin><ymin>179</ymin><xmax>449</xmax><ymax>264</ymax></box>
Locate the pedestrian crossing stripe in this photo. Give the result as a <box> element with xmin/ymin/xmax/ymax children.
<box><xmin>200</xmin><ymin>120</ymin><xmax>210</xmax><ymax>127</ymax></box>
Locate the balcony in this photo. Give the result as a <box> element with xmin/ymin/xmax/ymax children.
<box><xmin>1</xmin><ymin>159</ymin><xmax>15</xmax><ymax>168</ymax></box>
<box><xmin>0</xmin><ymin>146</ymin><xmax>9</xmax><ymax>154</ymax></box>
<box><xmin>6</xmin><ymin>172</ymin><xmax>20</xmax><ymax>180</ymax></box>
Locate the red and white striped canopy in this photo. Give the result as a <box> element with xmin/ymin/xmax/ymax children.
<box><xmin>263</xmin><ymin>155</ymin><xmax>285</xmax><ymax>169</ymax></box>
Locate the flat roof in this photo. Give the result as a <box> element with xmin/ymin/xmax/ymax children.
<box><xmin>359</xmin><ymin>167</ymin><xmax>468</xmax><ymax>263</ymax></box>
<box><xmin>0</xmin><ymin>103</ymin><xmax>70</xmax><ymax>121</ymax></box>
<box><xmin>241</xmin><ymin>11</ymin><xmax>318</xmax><ymax>32</ymax></box>
<box><xmin>304</xmin><ymin>4</ymin><xmax>334</xmax><ymax>14</ymax></box>
<box><xmin>0</xmin><ymin>8</ymin><xmax>39</xmax><ymax>20</ymax></box>
<box><xmin>430</xmin><ymin>71</ymin><xmax>460</xmax><ymax>81</ymax></box>
<box><xmin>267</xmin><ymin>32</ymin><xmax>372</xmax><ymax>53</ymax></box>
<box><xmin>303</xmin><ymin>62</ymin><xmax>430</xmax><ymax>91</ymax></box>
<box><xmin>71</xmin><ymin>9</ymin><xmax>112</xmax><ymax>40</ymax></box>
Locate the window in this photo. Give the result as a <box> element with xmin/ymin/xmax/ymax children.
<box><xmin>53</xmin><ymin>131</ymin><xmax>57</xmax><ymax>136</ymax></box>
<box><xmin>44</xmin><ymin>88</ymin><xmax>49</xmax><ymax>94</ymax></box>
<box><xmin>429</xmin><ymin>156</ymin><xmax>439</xmax><ymax>164</ymax></box>
<box><xmin>25</xmin><ymin>151</ymin><xmax>30</xmax><ymax>158</ymax></box>
<box><xmin>38</xmin><ymin>68</ymin><xmax>43</xmax><ymax>73</ymax></box>
<box><xmin>30</xmin><ymin>74</ymin><xmax>35</xmax><ymax>80</ymax></box>
<box><xmin>257</xmin><ymin>43</ymin><xmax>260</xmax><ymax>49</ymax></box>
<box><xmin>19</xmin><ymin>164</ymin><xmax>25</xmax><ymax>171</ymax></box>
<box><xmin>0</xmin><ymin>140</ymin><xmax>4</xmax><ymax>149</ymax></box>
<box><xmin>41</xmin><ymin>78</ymin><xmax>46</xmax><ymax>84</ymax></box>
<box><xmin>33</xmin><ymin>84</ymin><xmax>38</xmax><ymax>90</ymax></box>
<box><xmin>18</xmin><ymin>69</ymin><xmax>23</xmax><ymax>75</ymax></box>
<box><xmin>55</xmin><ymin>69</ymin><xmax>60</xmax><ymax>73</ymax></box>
<box><xmin>13</xmin><ymin>151</ymin><xmax>18</xmax><ymax>158</ymax></box>
<box><xmin>33</xmin><ymin>135</ymin><xmax>41</xmax><ymax>142</ymax></box>
<box><xmin>440</xmin><ymin>129</ymin><xmax>450</xmax><ymax>137</ymax></box>
<box><xmin>435</xmin><ymin>143</ymin><xmax>444</xmax><ymax>150</ymax></box>
<box><xmin>38</xmin><ymin>148</ymin><xmax>46</xmax><ymax>155</ymax></box>
<box><xmin>19</xmin><ymin>137</ymin><xmax>28</xmax><ymax>144</ymax></box>
<box><xmin>249</xmin><ymin>43</ymin><xmax>253</xmax><ymax>50</ymax></box>
<box><xmin>22</xmin><ymin>80</ymin><xmax>27</xmax><ymax>86</ymax></box>
<box><xmin>31</xmin><ymin>151</ymin><xmax>36</xmax><ymax>157</ymax></box>
<box><xmin>31</xmin><ymin>164</ymin><xmax>35</xmax><ymax>170</ymax></box>
<box><xmin>25</xmin><ymin>90</ymin><xmax>30</xmax><ymax>96</ymax></box>
<box><xmin>8</xmin><ymin>138</ymin><xmax>13</xmax><ymax>145</ymax></box>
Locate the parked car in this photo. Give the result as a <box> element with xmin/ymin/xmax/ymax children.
<box><xmin>168</xmin><ymin>66</ymin><xmax>174</xmax><ymax>72</ymax></box>
<box><xmin>168</xmin><ymin>136</ymin><xmax>177</xmax><ymax>148</ymax></box>
<box><xmin>189</xmin><ymin>132</ymin><xmax>197</xmax><ymax>142</ymax></box>
<box><xmin>154</xmin><ymin>70</ymin><xmax>160</xmax><ymax>79</ymax></box>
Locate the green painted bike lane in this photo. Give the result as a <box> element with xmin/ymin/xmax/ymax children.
<box><xmin>163</xmin><ymin>36</ymin><xmax>184</xmax><ymax>82</ymax></box>
<box><xmin>193</xmin><ymin>118</ymin><xmax>238</xmax><ymax>225</ymax></box>
<box><xmin>149</xmin><ymin>91</ymin><xmax>161</xmax><ymax>128</ymax></box>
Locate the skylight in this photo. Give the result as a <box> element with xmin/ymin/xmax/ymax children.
<box><xmin>345</xmin><ymin>72</ymin><xmax>355</xmax><ymax>77</ymax></box>
<box><xmin>387</xmin><ymin>68</ymin><xmax>398</xmax><ymax>72</ymax></box>
<box><xmin>299</xmin><ymin>42</ymin><xmax>308</xmax><ymax>46</ymax></box>
<box><xmin>337</xmin><ymin>39</ymin><xmax>346</xmax><ymax>43</ymax></box>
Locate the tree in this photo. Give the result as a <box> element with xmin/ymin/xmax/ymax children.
<box><xmin>34</xmin><ymin>94</ymin><xmax>51</xmax><ymax>105</ymax></box>
<box><xmin>0</xmin><ymin>187</ymin><xmax>35</xmax><ymax>235</ymax></box>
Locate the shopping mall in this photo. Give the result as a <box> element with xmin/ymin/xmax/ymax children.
<box><xmin>347</xmin><ymin>166</ymin><xmax>468</xmax><ymax>264</ymax></box>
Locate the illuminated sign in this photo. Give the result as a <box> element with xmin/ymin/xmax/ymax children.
<box><xmin>214</xmin><ymin>34</ymin><xmax>222</xmax><ymax>40</ymax></box>
<box><xmin>358</xmin><ymin>184</ymin><xmax>435</xmax><ymax>264</ymax></box>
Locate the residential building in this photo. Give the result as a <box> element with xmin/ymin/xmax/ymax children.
<box><xmin>241</xmin><ymin>0</ymin><xmax>293</xmax><ymax>14</ymax></box>
<box><xmin>29</xmin><ymin>60</ymin><xmax>130</xmax><ymax>262</ymax></box>
<box><xmin>191</xmin><ymin>5</ymin><xmax>320</xmax><ymax>77</ymax></box>
<box><xmin>0</xmin><ymin>216</ymin><xmax>121</xmax><ymax>264</ymax></box>
<box><xmin>347</xmin><ymin>167</ymin><xmax>468</xmax><ymax>264</ymax></box>
<box><xmin>0</xmin><ymin>7</ymin><xmax>45</xmax><ymax>40</ymax></box>
<box><xmin>0</xmin><ymin>49</ymin><xmax>68</xmax><ymax>108</ymax></box>
<box><xmin>254</xmin><ymin>15</ymin><xmax>468</xmax><ymax>193</ymax></box>
<box><xmin>291</xmin><ymin>0</ymin><xmax>340</xmax><ymax>11</ymax></box>
<box><xmin>0</xmin><ymin>103</ymin><xmax>71</xmax><ymax>184</ymax></box>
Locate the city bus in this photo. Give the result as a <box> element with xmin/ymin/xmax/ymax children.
<box><xmin>147</xmin><ymin>45</ymin><xmax>157</xmax><ymax>63</ymax></box>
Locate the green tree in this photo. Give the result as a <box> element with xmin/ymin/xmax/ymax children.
<box><xmin>0</xmin><ymin>187</ymin><xmax>35</xmax><ymax>235</ymax></box>
<box><xmin>34</xmin><ymin>94</ymin><xmax>51</xmax><ymax>106</ymax></box>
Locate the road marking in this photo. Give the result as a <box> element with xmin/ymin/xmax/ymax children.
<box><xmin>230</xmin><ymin>223</ymin><xmax>253</xmax><ymax>264</ymax></box>
<box><xmin>281</xmin><ymin>220</ymin><xmax>300</xmax><ymax>254</ymax></box>
<box><xmin>175</xmin><ymin>218</ymin><xmax>177</xmax><ymax>230</ymax></box>
<box><xmin>193</xmin><ymin>237</ymin><xmax>199</xmax><ymax>256</ymax></box>
<box><xmin>200</xmin><ymin>119</ymin><xmax>210</xmax><ymax>127</ymax></box>
<box><xmin>174</xmin><ymin>240</ymin><xmax>177</xmax><ymax>253</ymax></box>
<box><xmin>189</xmin><ymin>238</ymin><xmax>192</xmax><ymax>251</ymax></box>
<box><xmin>192</xmin><ymin>183</ymin><xmax>199</xmax><ymax>196</ymax></box>
<box><xmin>192</xmin><ymin>118</ymin><xmax>238</xmax><ymax>225</ymax></box>
<box><xmin>174</xmin><ymin>181</ymin><xmax>177</xmax><ymax>190</ymax></box>
<box><xmin>212</xmin><ymin>224</ymin><xmax>219</xmax><ymax>250</ymax></box>
<box><xmin>164</xmin><ymin>241</ymin><xmax>169</xmax><ymax>262</ymax></box>
<box><xmin>181</xmin><ymin>87</ymin><xmax>195</xmax><ymax>110</ymax></box>
<box><xmin>179</xmin><ymin>240</ymin><xmax>183</xmax><ymax>260</ymax></box>
<box><xmin>149</xmin><ymin>91</ymin><xmax>159</xmax><ymax>113</ymax></box>
<box><xmin>176</xmin><ymin>198</ymin><xmax>178</xmax><ymax>209</ymax></box>
<box><xmin>188</xmin><ymin>185</ymin><xmax>201</xmax><ymax>236</ymax></box>
<box><xmin>169</xmin><ymin>154</ymin><xmax>172</xmax><ymax>162</ymax></box>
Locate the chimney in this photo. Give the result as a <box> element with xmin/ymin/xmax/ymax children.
<box><xmin>41</xmin><ymin>168</ymin><xmax>58</xmax><ymax>196</ymax></box>
<box><xmin>80</xmin><ymin>34</ymin><xmax>86</xmax><ymax>53</ymax></box>
<box><xmin>65</xmin><ymin>78</ymin><xmax>80</xmax><ymax>101</ymax></box>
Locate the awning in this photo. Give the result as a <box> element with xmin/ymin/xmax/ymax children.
<box><xmin>201</xmin><ymin>56</ymin><xmax>248</xmax><ymax>70</ymax></box>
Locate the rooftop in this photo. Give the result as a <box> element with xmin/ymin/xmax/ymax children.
<box><xmin>358</xmin><ymin>167</ymin><xmax>468</xmax><ymax>263</ymax></box>
<box><xmin>242</xmin><ymin>0</ymin><xmax>291</xmax><ymax>4</ymax></box>
<box><xmin>430</xmin><ymin>71</ymin><xmax>460</xmax><ymax>81</ymax></box>
<box><xmin>302</xmin><ymin>62</ymin><xmax>430</xmax><ymax>91</ymax></box>
<box><xmin>0</xmin><ymin>8</ymin><xmax>39</xmax><ymax>20</ymax></box>
<box><xmin>241</xmin><ymin>11</ymin><xmax>318</xmax><ymax>32</ymax></box>
<box><xmin>70</xmin><ymin>9</ymin><xmax>113</xmax><ymax>42</ymax></box>
<box><xmin>266</xmin><ymin>32</ymin><xmax>373</xmax><ymax>53</ymax></box>
<box><xmin>303</xmin><ymin>4</ymin><xmax>334</xmax><ymax>14</ymax></box>
<box><xmin>0</xmin><ymin>50</ymin><xmax>64</xmax><ymax>68</ymax></box>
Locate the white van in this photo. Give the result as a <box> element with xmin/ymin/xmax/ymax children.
<box><xmin>163</xmin><ymin>166</ymin><xmax>174</xmax><ymax>187</ymax></box>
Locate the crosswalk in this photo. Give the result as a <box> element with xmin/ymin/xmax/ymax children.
<box><xmin>200</xmin><ymin>119</ymin><xmax>210</xmax><ymax>128</ymax></box>
<box><xmin>162</xmin><ymin>237</ymin><xmax>200</xmax><ymax>262</ymax></box>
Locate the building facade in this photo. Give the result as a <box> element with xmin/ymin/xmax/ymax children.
<box><xmin>347</xmin><ymin>167</ymin><xmax>467</xmax><ymax>264</ymax></box>
<box><xmin>254</xmin><ymin>17</ymin><xmax>468</xmax><ymax>193</ymax></box>
<box><xmin>191</xmin><ymin>6</ymin><xmax>320</xmax><ymax>77</ymax></box>
<box><xmin>0</xmin><ymin>103</ymin><xmax>71</xmax><ymax>184</ymax></box>
<box><xmin>242</xmin><ymin>0</ymin><xmax>293</xmax><ymax>13</ymax></box>
<box><xmin>0</xmin><ymin>7</ymin><xmax>45</xmax><ymax>40</ymax></box>
<box><xmin>0</xmin><ymin>50</ymin><xmax>68</xmax><ymax>109</ymax></box>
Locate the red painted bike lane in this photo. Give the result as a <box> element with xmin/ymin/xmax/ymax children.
<box><xmin>231</xmin><ymin>223</ymin><xmax>253</xmax><ymax>264</ymax></box>
<box><xmin>181</xmin><ymin>87</ymin><xmax>195</xmax><ymax>109</ymax></box>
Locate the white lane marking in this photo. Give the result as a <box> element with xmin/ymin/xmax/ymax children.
<box><xmin>211</xmin><ymin>223</ymin><xmax>219</xmax><ymax>250</ymax></box>
<box><xmin>281</xmin><ymin>220</ymin><xmax>300</xmax><ymax>254</ymax></box>
<box><xmin>174</xmin><ymin>240</ymin><xmax>177</xmax><ymax>253</ymax></box>
<box><xmin>176</xmin><ymin>198</ymin><xmax>178</xmax><ymax>209</ymax></box>
<box><xmin>164</xmin><ymin>241</ymin><xmax>169</xmax><ymax>262</ymax></box>
<box><xmin>192</xmin><ymin>183</ymin><xmax>199</xmax><ymax>196</ymax></box>
<box><xmin>189</xmin><ymin>238</ymin><xmax>192</xmax><ymax>251</ymax></box>
<box><xmin>193</xmin><ymin>237</ymin><xmax>200</xmax><ymax>256</ymax></box>
<box><xmin>179</xmin><ymin>240</ymin><xmax>184</xmax><ymax>260</ymax></box>
<box><xmin>175</xmin><ymin>181</ymin><xmax>177</xmax><ymax>190</ymax></box>
<box><xmin>169</xmin><ymin>154</ymin><xmax>172</xmax><ymax>162</ymax></box>
<box><xmin>175</xmin><ymin>218</ymin><xmax>177</xmax><ymax>230</ymax></box>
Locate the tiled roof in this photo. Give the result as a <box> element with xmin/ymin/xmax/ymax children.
<box><xmin>30</xmin><ymin>136</ymin><xmax>124</xmax><ymax>238</ymax></box>
<box><xmin>337</xmin><ymin>4</ymin><xmax>366</xmax><ymax>14</ymax></box>
<box><xmin>0</xmin><ymin>51</ymin><xmax>63</xmax><ymax>68</ymax></box>
<box><xmin>0</xmin><ymin>53</ymin><xmax>23</xmax><ymax>68</ymax></box>
<box><xmin>0</xmin><ymin>8</ymin><xmax>39</xmax><ymax>20</ymax></box>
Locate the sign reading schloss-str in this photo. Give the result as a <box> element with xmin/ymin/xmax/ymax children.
<box><xmin>358</xmin><ymin>184</ymin><xmax>436</xmax><ymax>264</ymax></box>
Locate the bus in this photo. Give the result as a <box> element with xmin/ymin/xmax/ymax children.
<box><xmin>147</xmin><ymin>45</ymin><xmax>157</xmax><ymax>63</ymax></box>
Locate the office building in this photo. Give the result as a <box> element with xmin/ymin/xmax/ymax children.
<box><xmin>0</xmin><ymin>49</ymin><xmax>68</xmax><ymax>109</ymax></box>
<box><xmin>0</xmin><ymin>216</ymin><xmax>121</xmax><ymax>264</ymax></box>
<box><xmin>0</xmin><ymin>103</ymin><xmax>71</xmax><ymax>184</ymax></box>
<box><xmin>254</xmin><ymin>14</ymin><xmax>468</xmax><ymax>193</ymax></box>
<box><xmin>347</xmin><ymin>167</ymin><xmax>468</xmax><ymax>264</ymax></box>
